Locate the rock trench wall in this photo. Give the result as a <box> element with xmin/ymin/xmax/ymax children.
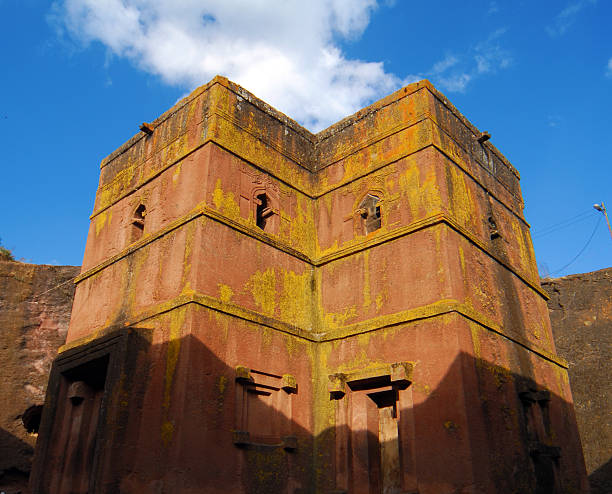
<box><xmin>542</xmin><ymin>267</ymin><xmax>612</xmax><ymax>494</ymax></box>
<box><xmin>0</xmin><ymin>260</ymin><xmax>80</xmax><ymax>494</ymax></box>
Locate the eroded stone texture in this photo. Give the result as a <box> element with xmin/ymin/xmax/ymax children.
<box><xmin>30</xmin><ymin>77</ymin><xmax>588</xmax><ymax>493</ymax></box>
<box><xmin>0</xmin><ymin>260</ymin><xmax>79</xmax><ymax>494</ymax></box>
<box><xmin>543</xmin><ymin>268</ymin><xmax>612</xmax><ymax>494</ymax></box>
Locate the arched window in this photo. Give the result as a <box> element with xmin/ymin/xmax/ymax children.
<box><xmin>358</xmin><ymin>194</ymin><xmax>381</xmax><ymax>234</ymax></box>
<box><xmin>22</xmin><ymin>404</ymin><xmax>43</xmax><ymax>434</ymax></box>
<box><xmin>255</xmin><ymin>193</ymin><xmax>274</xmax><ymax>231</ymax></box>
<box><xmin>488</xmin><ymin>216</ymin><xmax>500</xmax><ymax>239</ymax></box>
<box><xmin>131</xmin><ymin>204</ymin><xmax>146</xmax><ymax>242</ymax></box>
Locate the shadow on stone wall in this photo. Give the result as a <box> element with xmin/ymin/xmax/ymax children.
<box><xmin>0</xmin><ymin>260</ymin><xmax>79</xmax><ymax>494</ymax></box>
<box><xmin>0</xmin><ymin>428</ymin><xmax>32</xmax><ymax>494</ymax></box>
<box><xmin>589</xmin><ymin>457</ymin><xmax>612</xmax><ymax>494</ymax></box>
<box><xmin>27</xmin><ymin>327</ymin><xmax>589</xmax><ymax>494</ymax></box>
<box><xmin>542</xmin><ymin>268</ymin><xmax>612</xmax><ymax>494</ymax></box>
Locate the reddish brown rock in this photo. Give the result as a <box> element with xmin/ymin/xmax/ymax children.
<box><xmin>543</xmin><ymin>268</ymin><xmax>612</xmax><ymax>494</ymax></box>
<box><xmin>0</xmin><ymin>260</ymin><xmax>80</xmax><ymax>494</ymax></box>
<box><xmin>30</xmin><ymin>77</ymin><xmax>588</xmax><ymax>493</ymax></box>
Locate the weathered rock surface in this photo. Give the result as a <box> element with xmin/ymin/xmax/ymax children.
<box><xmin>0</xmin><ymin>258</ymin><xmax>609</xmax><ymax>493</ymax></box>
<box><xmin>542</xmin><ymin>267</ymin><xmax>612</xmax><ymax>494</ymax></box>
<box><xmin>0</xmin><ymin>260</ymin><xmax>80</xmax><ymax>494</ymax></box>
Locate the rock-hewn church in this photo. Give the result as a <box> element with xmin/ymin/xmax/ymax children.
<box><xmin>30</xmin><ymin>76</ymin><xmax>588</xmax><ymax>494</ymax></box>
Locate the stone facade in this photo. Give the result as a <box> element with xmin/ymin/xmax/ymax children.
<box><xmin>0</xmin><ymin>261</ymin><xmax>79</xmax><ymax>494</ymax></box>
<box><xmin>2</xmin><ymin>265</ymin><xmax>608</xmax><ymax>493</ymax></box>
<box><xmin>543</xmin><ymin>268</ymin><xmax>612</xmax><ymax>494</ymax></box>
<box><xmin>29</xmin><ymin>77</ymin><xmax>588</xmax><ymax>493</ymax></box>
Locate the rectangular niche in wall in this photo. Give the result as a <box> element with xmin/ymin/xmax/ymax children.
<box><xmin>519</xmin><ymin>384</ymin><xmax>563</xmax><ymax>494</ymax></box>
<box><xmin>233</xmin><ymin>366</ymin><xmax>297</xmax><ymax>450</ymax></box>
<box><xmin>329</xmin><ymin>362</ymin><xmax>417</xmax><ymax>494</ymax></box>
<box><xmin>30</xmin><ymin>329</ymin><xmax>144</xmax><ymax>494</ymax></box>
<box><xmin>39</xmin><ymin>355</ymin><xmax>109</xmax><ymax>494</ymax></box>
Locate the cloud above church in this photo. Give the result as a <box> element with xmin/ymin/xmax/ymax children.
<box><xmin>50</xmin><ymin>1</ymin><xmax>513</xmax><ymax>130</ymax></box>
<box><xmin>403</xmin><ymin>28</ymin><xmax>512</xmax><ymax>94</ymax></box>
<box><xmin>546</xmin><ymin>0</ymin><xmax>597</xmax><ymax>37</ymax></box>
<box><xmin>51</xmin><ymin>0</ymin><xmax>401</xmax><ymax>131</ymax></box>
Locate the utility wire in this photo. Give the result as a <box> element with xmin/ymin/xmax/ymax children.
<box><xmin>549</xmin><ymin>215</ymin><xmax>602</xmax><ymax>276</ymax></box>
<box><xmin>533</xmin><ymin>208</ymin><xmax>592</xmax><ymax>230</ymax></box>
<box><xmin>19</xmin><ymin>209</ymin><xmax>606</xmax><ymax>296</ymax></box>
<box><xmin>532</xmin><ymin>209</ymin><xmax>593</xmax><ymax>238</ymax></box>
<box><xmin>533</xmin><ymin>210</ymin><xmax>591</xmax><ymax>233</ymax></box>
<box><xmin>31</xmin><ymin>275</ymin><xmax>78</xmax><ymax>301</ymax></box>
<box><xmin>533</xmin><ymin>215</ymin><xmax>594</xmax><ymax>239</ymax></box>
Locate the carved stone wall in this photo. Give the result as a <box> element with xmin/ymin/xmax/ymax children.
<box><xmin>1</xmin><ymin>257</ymin><xmax>609</xmax><ymax>494</ymax></box>
<box><xmin>27</xmin><ymin>76</ymin><xmax>588</xmax><ymax>494</ymax></box>
<box><xmin>543</xmin><ymin>268</ymin><xmax>612</xmax><ymax>494</ymax></box>
<box><xmin>2</xmin><ymin>77</ymin><xmax>603</xmax><ymax>494</ymax></box>
<box><xmin>0</xmin><ymin>260</ymin><xmax>79</xmax><ymax>494</ymax></box>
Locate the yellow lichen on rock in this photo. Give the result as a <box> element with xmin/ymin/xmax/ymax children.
<box><xmin>94</xmin><ymin>209</ymin><xmax>110</xmax><ymax>236</ymax></box>
<box><xmin>218</xmin><ymin>284</ymin><xmax>234</xmax><ymax>304</ymax></box>
<box><xmin>163</xmin><ymin>307</ymin><xmax>186</xmax><ymax>411</ymax></box>
<box><xmin>212</xmin><ymin>178</ymin><xmax>241</xmax><ymax>220</ymax></box>
<box><xmin>279</xmin><ymin>269</ymin><xmax>312</xmax><ymax>329</ymax></box>
<box><xmin>323</xmin><ymin>306</ymin><xmax>357</xmax><ymax>330</ymax></box>
<box><xmin>290</xmin><ymin>195</ymin><xmax>316</xmax><ymax>256</ymax></box>
<box><xmin>248</xmin><ymin>268</ymin><xmax>277</xmax><ymax>317</ymax></box>
<box><xmin>446</xmin><ymin>165</ymin><xmax>474</xmax><ymax>229</ymax></box>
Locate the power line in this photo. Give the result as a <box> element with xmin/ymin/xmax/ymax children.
<box><xmin>533</xmin><ymin>208</ymin><xmax>592</xmax><ymax>231</ymax></box>
<box><xmin>533</xmin><ymin>215</ymin><xmax>594</xmax><ymax>239</ymax></box>
<box><xmin>533</xmin><ymin>211</ymin><xmax>591</xmax><ymax>236</ymax></box>
<box><xmin>31</xmin><ymin>275</ymin><xmax>78</xmax><ymax>301</ymax></box>
<box><xmin>532</xmin><ymin>209</ymin><xmax>594</xmax><ymax>238</ymax></box>
<box><xmin>549</xmin><ymin>215</ymin><xmax>602</xmax><ymax>276</ymax></box>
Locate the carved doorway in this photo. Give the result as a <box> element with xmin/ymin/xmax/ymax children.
<box><xmin>329</xmin><ymin>362</ymin><xmax>416</xmax><ymax>494</ymax></box>
<box><xmin>372</xmin><ymin>391</ymin><xmax>402</xmax><ymax>494</ymax></box>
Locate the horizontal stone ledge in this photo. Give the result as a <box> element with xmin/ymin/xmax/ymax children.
<box><xmin>62</xmin><ymin>295</ymin><xmax>566</xmax><ymax>369</ymax></box>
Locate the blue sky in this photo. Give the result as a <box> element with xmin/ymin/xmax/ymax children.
<box><xmin>1</xmin><ymin>0</ymin><xmax>610</xmax><ymax>277</ymax></box>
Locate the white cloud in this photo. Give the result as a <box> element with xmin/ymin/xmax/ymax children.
<box><xmin>607</xmin><ymin>57</ymin><xmax>612</xmax><ymax>77</ymax></box>
<box><xmin>50</xmin><ymin>1</ymin><xmax>514</xmax><ymax>128</ymax></box>
<box><xmin>406</xmin><ymin>29</ymin><xmax>512</xmax><ymax>94</ymax></box>
<box><xmin>547</xmin><ymin>0</ymin><xmax>597</xmax><ymax>37</ymax></box>
<box><xmin>51</xmin><ymin>0</ymin><xmax>401</xmax><ymax>131</ymax></box>
<box><xmin>438</xmin><ymin>73</ymin><xmax>472</xmax><ymax>93</ymax></box>
<box><xmin>431</xmin><ymin>55</ymin><xmax>460</xmax><ymax>74</ymax></box>
<box><xmin>474</xmin><ymin>28</ymin><xmax>512</xmax><ymax>74</ymax></box>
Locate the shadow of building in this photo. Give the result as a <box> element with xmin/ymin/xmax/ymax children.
<box><xmin>28</xmin><ymin>75</ymin><xmax>590</xmax><ymax>494</ymax></box>
<box><xmin>30</xmin><ymin>325</ymin><xmax>588</xmax><ymax>493</ymax></box>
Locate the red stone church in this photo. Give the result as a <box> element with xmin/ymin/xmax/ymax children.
<box><xmin>30</xmin><ymin>77</ymin><xmax>588</xmax><ymax>494</ymax></box>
